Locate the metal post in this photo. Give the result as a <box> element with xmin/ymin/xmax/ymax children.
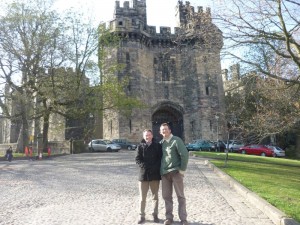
<box><xmin>215</xmin><ymin>115</ymin><xmax>219</xmax><ymax>152</ymax></box>
<box><xmin>37</xmin><ymin>133</ymin><xmax>43</xmax><ymax>159</ymax></box>
<box><xmin>70</xmin><ymin>138</ymin><xmax>73</xmax><ymax>154</ymax></box>
<box><xmin>225</xmin><ymin>126</ymin><xmax>230</xmax><ymax>167</ymax></box>
<box><xmin>225</xmin><ymin>116</ymin><xmax>237</xmax><ymax>167</ymax></box>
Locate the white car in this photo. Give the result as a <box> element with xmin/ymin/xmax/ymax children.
<box><xmin>88</xmin><ymin>139</ymin><xmax>121</xmax><ymax>152</ymax></box>
<box><xmin>266</xmin><ymin>145</ymin><xmax>285</xmax><ymax>157</ymax></box>
<box><xmin>228</xmin><ymin>140</ymin><xmax>244</xmax><ymax>152</ymax></box>
<box><xmin>111</xmin><ymin>139</ymin><xmax>137</xmax><ymax>150</ymax></box>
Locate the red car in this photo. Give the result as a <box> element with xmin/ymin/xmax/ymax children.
<box><xmin>238</xmin><ymin>144</ymin><xmax>275</xmax><ymax>157</ymax></box>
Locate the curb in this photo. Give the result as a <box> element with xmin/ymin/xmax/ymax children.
<box><xmin>203</xmin><ymin>159</ymin><xmax>300</xmax><ymax>225</ymax></box>
<box><xmin>0</xmin><ymin>153</ymin><xmax>68</xmax><ymax>162</ymax></box>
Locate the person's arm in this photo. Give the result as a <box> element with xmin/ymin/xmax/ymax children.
<box><xmin>176</xmin><ymin>138</ymin><xmax>189</xmax><ymax>172</ymax></box>
<box><xmin>135</xmin><ymin>144</ymin><xmax>146</xmax><ymax>168</ymax></box>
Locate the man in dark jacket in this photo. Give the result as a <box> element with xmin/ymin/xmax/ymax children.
<box><xmin>135</xmin><ymin>129</ymin><xmax>162</xmax><ymax>224</ymax></box>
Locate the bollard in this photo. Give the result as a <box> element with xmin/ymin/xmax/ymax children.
<box><xmin>39</xmin><ymin>152</ymin><xmax>42</xmax><ymax>160</ymax></box>
<box><xmin>47</xmin><ymin>147</ymin><xmax>51</xmax><ymax>157</ymax></box>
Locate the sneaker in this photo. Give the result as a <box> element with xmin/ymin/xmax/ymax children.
<box><xmin>164</xmin><ymin>218</ymin><xmax>173</xmax><ymax>225</ymax></box>
<box><xmin>181</xmin><ymin>220</ymin><xmax>189</xmax><ymax>225</ymax></box>
<box><xmin>137</xmin><ymin>217</ymin><xmax>145</xmax><ymax>224</ymax></box>
<box><xmin>153</xmin><ymin>215</ymin><xmax>159</xmax><ymax>223</ymax></box>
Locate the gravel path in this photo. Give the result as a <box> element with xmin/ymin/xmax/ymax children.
<box><xmin>0</xmin><ymin>151</ymin><xmax>275</xmax><ymax>225</ymax></box>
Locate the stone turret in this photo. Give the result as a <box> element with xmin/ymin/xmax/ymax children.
<box><xmin>113</xmin><ymin>0</ymin><xmax>147</xmax><ymax>33</ymax></box>
<box><xmin>230</xmin><ymin>64</ymin><xmax>240</xmax><ymax>80</ymax></box>
<box><xmin>109</xmin><ymin>0</ymin><xmax>223</xmax><ymax>50</ymax></box>
<box><xmin>103</xmin><ymin>0</ymin><xmax>225</xmax><ymax>143</ymax></box>
<box><xmin>175</xmin><ymin>1</ymin><xmax>223</xmax><ymax>50</ymax></box>
<box><xmin>176</xmin><ymin>1</ymin><xmax>212</xmax><ymax>28</ymax></box>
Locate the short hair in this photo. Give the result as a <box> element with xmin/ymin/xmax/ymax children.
<box><xmin>143</xmin><ymin>129</ymin><xmax>152</xmax><ymax>134</ymax></box>
<box><xmin>160</xmin><ymin>123</ymin><xmax>170</xmax><ymax>129</ymax></box>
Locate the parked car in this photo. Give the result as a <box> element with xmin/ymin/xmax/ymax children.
<box><xmin>111</xmin><ymin>139</ymin><xmax>137</xmax><ymax>150</ymax></box>
<box><xmin>211</xmin><ymin>140</ymin><xmax>227</xmax><ymax>152</ymax></box>
<box><xmin>238</xmin><ymin>144</ymin><xmax>274</xmax><ymax>157</ymax></box>
<box><xmin>186</xmin><ymin>140</ymin><xmax>213</xmax><ymax>151</ymax></box>
<box><xmin>228</xmin><ymin>140</ymin><xmax>244</xmax><ymax>152</ymax></box>
<box><xmin>88</xmin><ymin>139</ymin><xmax>121</xmax><ymax>152</ymax></box>
<box><xmin>266</xmin><ymin>145</ymin><xmax>286</xmax><ymax>157</ymax></box>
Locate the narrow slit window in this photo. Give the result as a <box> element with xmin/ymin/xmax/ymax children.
<box><xmin>164</xmin><ymin>86</ymin><xmax>169</xmax><ymax>98</ymax></box>
<box><xmin>206</xmin><ymin>86</ymin><xmax>210</xmax><ymax>95</ymax></box>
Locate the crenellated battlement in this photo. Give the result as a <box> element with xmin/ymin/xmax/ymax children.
<box><xmin>110</xmin><ymin>0</ymin><xmax>222</xmax><ymax>49</ymax></box>
<box><xmin>176</xmin><ymin>1</ymin><xmax>212</xmax><ymax>29</ymax></box>
<box><xmin>115</xmin><ymin>0</ymin><xmax>146</xmax><ymax>9</ymax></box>
<box><xmin>102</xmin><ymin>1</ymin><xmax>225</xmax><ymax>144</ymax></box>
<box><xmin>114</xmin><ymin>0</ymin><xmax>147</xmax><ymax>25</ymax></box>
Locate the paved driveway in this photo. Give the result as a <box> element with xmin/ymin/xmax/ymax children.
<box><xmin>0</xmin><ymin>151</ymin><xmax>275</xmax><ymax>225</ymax></box>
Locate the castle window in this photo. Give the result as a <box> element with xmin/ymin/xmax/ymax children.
<box><xmin>154</xmin><ymin>57</ymin><xmax>157</xmax><ymax>64</ymax></box>
<box><xmin>118</xmin><ymin>21</ymin><xmax>123</xmax><ymax>26</ymax></box>
<box><xmin>190</xmin><ymin>120</ymin><xmax>195</xmax><ymax>135</ymax></box>
<box><xmin>164</xmin><ymin>86</ymin><xmax>169</xmax><ymax>99</ymax></box>
<box><xmin>205</xmin><ymin>86</ymin><xmax>210</xmax><ymax>95</ymax></box>
<box><xmin>126</xmin><ymin>52</ymin><xmax>130</xmax><ymax>71</ymax></box>
<box><xmin>162</xmin><ymin>65</ymin><xmax>170</xmax><ymax>81</ymax></box>
<box><xmin>209</xmin><ymin>120</ymin><xmax>212</xmax><ymax>131</ymax></box>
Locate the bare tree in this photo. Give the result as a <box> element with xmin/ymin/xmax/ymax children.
<box><xmin>0</xmin><ymin>0</ymin><xmax>63</xmax><ymax>152</ymax></box>
<box><xmin>0</xmin><ymin>1</ymin><xmax>143</xmax><ymax>153</ymax></box>
<box><xmin>216</xmin><ymin>0</ymin><xmax>300</xmax><ymax>84</ymax></box>
<box><xmin>215</xmin><ymin>0</ymin><xmax>300</xmax><ymax>154</ymax></box>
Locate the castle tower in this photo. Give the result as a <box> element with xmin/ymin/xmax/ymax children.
<box><xmin>103</xmin><ymin>0</ymin><xmax>225</xmax><ymax>143</ymax></box>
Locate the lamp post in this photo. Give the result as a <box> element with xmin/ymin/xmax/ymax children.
<box><xmin>225</xmin><ymin>115</ymin><xmax>237</xmax><ymax>167</ymax></box>
<box><xmin>37</xmin><ymin>133</ymin><xmax>43</xmax><ymax>159</ymax></box>
<box><xmin>89</xmin><ymin>113</ymin><xmax>94</xmax><ymax>140</ymax></box>
<box><xmin>225</xmin><ymin>122</ymin><xmax>231</xmax><ymax>167</ymax></box>
<box><xmin>215</xmin><ymin>115</ymin><xmax>219</xmax><ymax>152</ymax></box>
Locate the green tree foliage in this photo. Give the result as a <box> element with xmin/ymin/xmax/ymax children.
<box><xmin>0</xmin><ymin>0</ymin><xmax>143</xmax><ymax>151</ymax></box>
<box><xmin>91</xmin><ymin>26</ymin><xmax>144</xmax><ymax>119</ymax></box>
<box><xmin>0</xmin><ymin>0</ymin><xmax>62</xmax><ymax>151</ymax></box>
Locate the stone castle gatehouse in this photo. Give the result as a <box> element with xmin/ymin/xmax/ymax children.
<box><xmin>102</xmin><ymin>0</ymin><xmax>225</xmax><ymax>143</ymax></box>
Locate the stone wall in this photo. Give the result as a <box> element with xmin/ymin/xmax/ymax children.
<box><xmin>102</xmin><ymin>1</ymin><xmax>226</xmax><ymax>144</ymax></box>
<box><xmin>103</xmin><ymin>44</ymin><xmax>225</xmax><ymax>143</ymax></box>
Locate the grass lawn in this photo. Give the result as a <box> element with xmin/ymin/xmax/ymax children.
<box><xmin>193</xmin><ymin>151</ymin><xmax>300</xmax><ymax>223</ymax></box>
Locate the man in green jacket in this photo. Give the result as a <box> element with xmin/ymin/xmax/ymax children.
<box><xmin>160</xmin><ymin>123</ymin><xmax>189</xmax><ymax>225</ymax></box>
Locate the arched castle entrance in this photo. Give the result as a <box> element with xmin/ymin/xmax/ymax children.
<box><xmin>151</xmin><ymin>102</ymin><xmax>184</xmax><ymax>142</ymax></box>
